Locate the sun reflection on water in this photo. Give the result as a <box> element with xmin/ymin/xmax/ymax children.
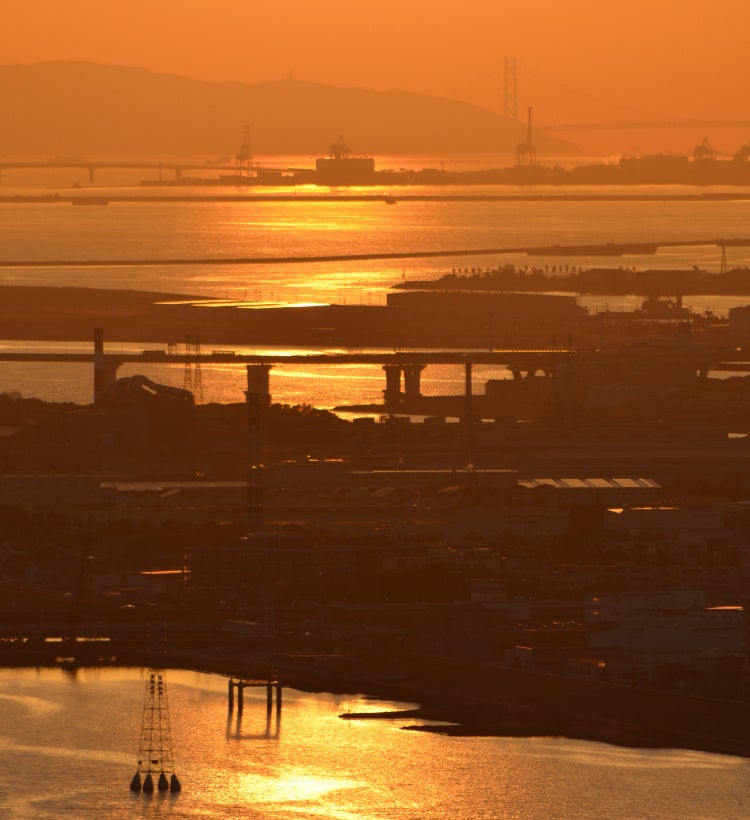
<box><xmin>236</xmin><ymin>768</ymin><xmax>362</xmax><ymax>805</ymax></box>
<box><xmin>0</xmin><ymin>669</ymin><xmax>749</xmax><ymax>819</ymax></box>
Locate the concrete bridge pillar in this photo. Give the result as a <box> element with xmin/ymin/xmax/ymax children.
<box><xmin>246</xmin><ymin>363</ymin><xmax>273</xmax><ymax>406</ymax></box>
<box><xmin>88</xmin><ymin>166</ymin><xmax>95</xmax><ymax>183</ymax></box>
<box><xmin>93</xmin><ymin>327</ymin><xmax>119</xmax><ymax>404</ymax></box>
<box><xmin>382</xmin><ymin>364</ymin><xmax>403</xmax><ymax>406</ymax></box>
<box><xmin>403</xmin><ymin>365</ymin><xmax>426</xmax><ymax>400</ymax></box>
<box><xmin>175</xmin><ymin>167</ymin><xmax>182</xmax><ymax>181</ymax></box>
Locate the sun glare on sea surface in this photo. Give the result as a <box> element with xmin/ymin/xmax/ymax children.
<box><xmin>237</xmin><ymin>768</ymin><xmax>362</xmax><ymax>805</ymax></box>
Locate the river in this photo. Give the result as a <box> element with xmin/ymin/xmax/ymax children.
<box><xmin>0</xmin><ymin>667</ymin><xmax>748</xmax><ymax>819</ymax></box>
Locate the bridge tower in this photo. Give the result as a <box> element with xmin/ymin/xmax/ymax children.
<box><xmin>504</xmin><ymin>57</ymin><xmax>518</xmax><ymax>121</ymax></box>
<box><xmin>130</xmin><ymin>669</ymin><xmax>181</xmax><ymax>793</ymax></box>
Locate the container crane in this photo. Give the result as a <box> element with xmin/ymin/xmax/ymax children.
<box><xmin>516</xmin><ymin>106</ymin><xmax>537</xmax><ymax>166</ymax></box>
<box><xmin>693</xmin><ymin>137</ymin><xmax>716</xmax><ymax>161</ymax></box>
<box><xmin>236</xmin><ymin>125</ymin><xmax>252</xmax><ymax>178</ymax></box>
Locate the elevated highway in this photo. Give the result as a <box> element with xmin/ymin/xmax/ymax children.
<box><xmin>0</xmin><ymin>349</ymin><xmax>574</xmax><ymax>366</ymax></box>
<box><xmin>0</xmin><ymin>344</ymin><xmax>577</xmax><ymax>405</ymax></box>
<box><xmin>0</xmin><ymin>333</ymin><xmax>743</xmax><ymax>407</ymax></box>
<box><xmin>0</xmin><ymin>159</ymin><xmax>251</xmax><ymax>183</ymax></box>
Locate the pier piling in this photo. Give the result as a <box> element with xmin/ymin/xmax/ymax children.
<box><xmin>228</xmin><ymin>672</ymin><xmax>282</xmax><ymax>717</ymax></box>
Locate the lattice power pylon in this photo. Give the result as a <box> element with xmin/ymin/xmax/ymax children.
<box><xmin>130</xmin><ymin>669</ymin><xmax>181</xmax><ymax>793</ymax></box>
<box><xmin>182</xmin><ymin>334</ymin><xmax>203</xmax><ymax>403</ymax></box>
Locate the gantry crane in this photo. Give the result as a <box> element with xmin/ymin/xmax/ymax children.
<box><xmin>236</xmin><ymin>125</ymin><xmax>252</xmax><ymax>178</ymax></box>
<box><xmin>516</xmin><ymin>106</ymin><xmax>537</xmax><ymax>166</ymax></box>
<box><xmin>694</xmin><ymin>137</ymin><xmax>716</xmax><ymax>161</ymax></box>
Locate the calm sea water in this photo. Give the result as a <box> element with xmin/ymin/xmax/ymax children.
<box><xmin>0</xmin><ymin>667</ymin><xmax>748</xmax><ymax>820</ymax></box>
<box><xmin>1</xmin><ymin>173</ymin><xmax>749</xmax><ymax>406</ymax></box>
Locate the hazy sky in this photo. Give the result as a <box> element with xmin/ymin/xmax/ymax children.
<box><xmin>4</xmin><ymin>0</ymin><xmax>749</xmax><ymax>152</ymax></box>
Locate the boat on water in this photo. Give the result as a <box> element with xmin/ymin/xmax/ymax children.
<box><xmin>71</xmin><ymin>197</ymin><xmax>109</xmax><ymax>206</ymax></box>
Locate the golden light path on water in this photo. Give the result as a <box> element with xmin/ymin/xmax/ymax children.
<box><xmin>0</xmin><ymin>187</ymin><xmax>748</xmax><ymax>408</ymax></box>
<box><xmin>2</xmin><ymin>194</ymin><xmax>750</xmax><ymax>296</ymax></box>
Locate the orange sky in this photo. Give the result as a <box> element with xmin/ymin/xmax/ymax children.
<box><xmin>4</xmin><ymin>0</ymin><xmax>749</xmax><ymax>154</ymax></box>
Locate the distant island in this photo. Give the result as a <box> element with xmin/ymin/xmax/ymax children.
<box><xmin>396</xmin><ymin>262</ymin><xmax>750</xmax><ymax>296</ymax></box>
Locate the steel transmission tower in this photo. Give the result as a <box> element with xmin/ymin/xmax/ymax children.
<box><xmin>504</xmin><ymin>57</ymin><xmax>518</xmax><ymax>120</ymax></box>
<box><xmin>182</xmin><ymin>334</ymin><xmax>203</xmax><ymax>402</ymax></box>
<box><xmin>130</xmin><ymin>669</ymin><xmax>181</xmax><ymax>793</ymax></box>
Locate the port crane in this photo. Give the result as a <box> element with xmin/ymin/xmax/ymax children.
<box><xmin>236</xmin><ymin>125</ymin><xmax>253</xmax><ymax>178</ymax></box>
<box><xmin>516</xmin><ymin>106</ymin><xmax>537</xmax><ymax>166</ymax></box>
<box><xmin>329</xmin><ymin>136</ymin><xmax>350</xmax><ymax>160</ymax></box>
<box><xmin>694</xmin><ymin>137</ymin><xmax>716</xmax><ymax>161</ymax></box>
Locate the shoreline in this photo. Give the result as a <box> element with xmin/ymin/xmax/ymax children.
<box><xmin>268</xmin><ymin>650</ymin><xmax>750</xmax><ymax>760</ymax></box>
<box><xmin>4</xmin><ymin>191</ymin><xmax>750</xmax><ymax>206</ymax></box>
<box><xmin>0</xmin><ymin>283</ymin><xmax>736</xmax><ymax>363</ymax></box>
<box><xmin>4</xmin><ymin>655</ymin><xmax>749</xmax><ymax>762</ymax></box>
<box><xmin>0</xmin><ymin>285</ymin><xmax>209</xmax><ymax>345</ymax></box>
<box><xmin>106</xmin><ymin>648</ymin><xmax>750</xmax><ymax>759</ymax></box>
<box><xmin>4</xmin><ymin>646</ymin><xmax>750</xmax><ymax>760</ymax></box>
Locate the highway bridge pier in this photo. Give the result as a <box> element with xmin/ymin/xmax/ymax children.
<box><xmin>11</xmin><ymin>328</ymin><xmax>734</xmax><ymax>414</ymax></box>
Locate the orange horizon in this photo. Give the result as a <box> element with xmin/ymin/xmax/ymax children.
<box><xmin>4</xmin><ymin>0</ymin><xmax>749</xmax><ymax>155</ymax></box>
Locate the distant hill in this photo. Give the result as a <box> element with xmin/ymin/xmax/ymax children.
<box><xmin>0</xmin><ymin>61</ymin><xmax>578</xmax><ymax>157</ymax></box>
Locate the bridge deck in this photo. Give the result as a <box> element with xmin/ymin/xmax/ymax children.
<box><xmin>0</xmin><ymin>349</ymin><xmax>575</xmax><ymax>366</ymax></box>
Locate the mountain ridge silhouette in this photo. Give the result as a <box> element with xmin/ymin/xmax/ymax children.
<box><xmin>0</xmin><ymin>61</ymin><xmax>578</xmax><ymax>157</ymax></box>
